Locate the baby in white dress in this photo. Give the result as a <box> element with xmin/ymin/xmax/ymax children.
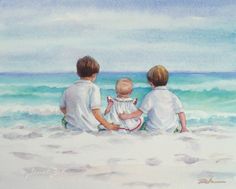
<box><xmin>100</xmin><ymin>78</ymin><xmax>143</xmax><ymax>132</ymax></box>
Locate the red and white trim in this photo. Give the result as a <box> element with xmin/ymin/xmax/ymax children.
<box><xmin>118</xmin><ymin>117</ymin><xmax>143</xmax><ymax>132</ymax></box>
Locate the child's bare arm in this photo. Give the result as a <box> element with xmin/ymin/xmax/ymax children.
<box><xmin>119</xmin><ymin>109</ymin><xmax>143</xmax><ymax>120</ymax></box>
<box><xmin>104</xmin><ymin>96</ymin><xmax>113</xmax><ymax>115</ymax></box>
<box><xmin>178</xmin><ymin>112</ymin><xmax>188</xmax><ymax>132</ymax></box>
<box><xmin>92</xmin><ymin>109</ymin><xmax>119</xmax><ymax>130</ymax></box>
<box><xmin>104</xmin><ymin>106</ymin><xmax>112</xmax><ymax>115</ymax></box>
<box><xmin>60</xmin><ymin>107</ymin><xmax>66</xmax><ymax>115</ymax></box>
<box><xmin>104</xmin><ymin>103</ymin><xmax>113</xmax><ymax>115</ymax></box>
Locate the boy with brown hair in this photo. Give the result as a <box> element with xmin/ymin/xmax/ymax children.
<box><xmin>119</xmin><ymin>65</ymin><xmax>188</xmax><ymax>133</ymax></box>
<box><xmin>60</xmin><ymin>56</ymin><xmax>119</xmax><ymax>132</ymax></box>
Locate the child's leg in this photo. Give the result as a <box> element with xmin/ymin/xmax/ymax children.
<box><xmin>174</xmin><ymin>127</ymin><xmax>181</xmax><ymax>133</ymax></box>
<box><xmin>97</xmin><ymin>125</ymin><xmax>107</xmax><ymax>132</ymax></box>
<box><xmin>61</xmin><ymin>116</ymin><xmax>68</xmax><ymax>129</ymax></box>
<box><xmin>174</xmin><ymin>125</ymin><xmax>182</xmax><ymax>133</ymax></box>
<box><xmin>139</xmin><ymin>116</ymin><xmax>147</xmax><ymax>131</ymax></box>
<box><xmin>139</xmin><ymin>123</ymin><xmax>147</xmax><ymax>131</ymax></box>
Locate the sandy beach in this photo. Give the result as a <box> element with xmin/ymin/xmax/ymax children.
<box><xmin>1</xmin><ymin>125</ymin><xmax>235</xmax><ymax>189</ymax></box>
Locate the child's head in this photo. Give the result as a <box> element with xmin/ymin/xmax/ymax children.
<box><xmin>147</xmin><ymin>65</ymin><xmax>169</xmax><ymax>87</ymax></box>
<box><xmin>116</xmin><ymin>78</ymin><xmax>133</xmax><ymax>96</ymax></box>
<box><xmin>77</xmin><ymin>56</ymin><xmax>100</xmax><ymax>79</ymax></box>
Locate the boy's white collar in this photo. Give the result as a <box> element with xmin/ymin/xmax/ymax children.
<box><xmin>154</xmin><ymin>86</ymin><xmax>167</xmax><ymax>90</ymax></box>
<box><xmin>75</xmin><ymin>79</ymin><xmax>92</xmax><ymax>83</ymax></box>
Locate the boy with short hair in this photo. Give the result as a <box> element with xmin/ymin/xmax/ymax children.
<box><xmin>119</xmin><ymin>65</ymin><xmax>188</xmax><ymax>133</ymax></box>
<box><xmin>60</xmin><ymin>56</ymin><xmax>119</xmax><ymax>132</ymax></box>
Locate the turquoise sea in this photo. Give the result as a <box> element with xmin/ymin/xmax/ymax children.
<box><xmin>0</xmin><ymin>72</ymin><xmax>236</xmax><ymax>128</ymax></box>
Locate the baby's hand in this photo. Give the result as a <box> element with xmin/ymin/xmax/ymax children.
<box><xmin>107</xmin><ymin>96</ymin><xmax>114</xmax><ymax>107</ymax></box>
<box><xmin>118</xmin><ymin>113</ymin><xmax>129</xmax><ymax>120</ymax></box>
<box><xmin>133</xmin><ymin>98</ymin><xmax>138</xmax><ymax>105</ymax></box>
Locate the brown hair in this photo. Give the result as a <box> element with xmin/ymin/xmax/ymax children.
<box><xmin>147</xmin><ymin>65</ymin><xmax>169</xmax><ymax>87</ymax></box>
<box><xmin>76</xmin><ymin>56</ymin><xmax>100</xmax><ymax>77</ymax></box>
<box><xmin>116</xmin><ymin>78</ymin><xmax>133</xmax><ymax>95</ymax></box>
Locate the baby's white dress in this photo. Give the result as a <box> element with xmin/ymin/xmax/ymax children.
<box><xmin>102</xmin><ymin>97</ymin><xmax>143</xmax><ymax>132</ymax></box>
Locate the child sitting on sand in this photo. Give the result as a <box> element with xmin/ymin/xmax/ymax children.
<box><xmin>119</xmin><ymin>65</ymin><xmax>188</xmax><ymax>133</ymax></box>
<box><xmin>99</xmin><ymin>78</ymin><xmax>143</xmax><ymax>132</ymax></box>
<box><xmin>60</xmin><ymin>56</ymin><xmax>119</xmax><ymax>132</ymax></box>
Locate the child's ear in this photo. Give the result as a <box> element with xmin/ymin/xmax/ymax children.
<box><xmin>91</xmin><ymin>74</ymin><xmax>97</xmax><ymax>81</ymax></box>
<box><xmin>148</xmin><ymin>81</ymin><xmax>155</xmax><ymax>88</ymax></box>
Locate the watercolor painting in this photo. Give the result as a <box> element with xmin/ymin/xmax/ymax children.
<box><xmin>0</xmin><ymin>0</ymin><xmax>236</xmax><ymax>188</ymax></box>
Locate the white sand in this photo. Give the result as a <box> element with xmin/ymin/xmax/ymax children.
<box><xmin>0</xmin><ymin>126</ymin><xmax>236</xmax><ymax>189</ymax></box>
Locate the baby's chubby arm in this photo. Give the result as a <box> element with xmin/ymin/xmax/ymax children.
<box><xmin>104</xmin><ymin>96</ymin><xmax>114</xmax><ymax>115</ymax></box>
<box><xmin>119</xmin><ymin>109</ymin><xmax>143</xmax><ymax>120</ymax></box>
<box><xmin>92</xmin><ymin>109</ymin><xmax>119</xmax><ymax>130</ymax></box>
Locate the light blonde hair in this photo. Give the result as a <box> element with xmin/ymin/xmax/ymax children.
<box><xmin>147</xmin><ymin>65</ymin><xmax>169</xmax><ymax>87</ymax></box>
<box><xmin>116</xmin><ymin>78</ymin><xmax>133</xmax><ymax>95</ymax></box>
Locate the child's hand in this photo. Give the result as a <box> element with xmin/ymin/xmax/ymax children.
<box><xmin>104</xmin><ymin>96</ymin><xmax>114</xmax><ymax>115</ymax></box>
<box><xmin>118</xmin><ymin>113</ymin><xmax>129</xmax><ymax>120</ymax></box>
<box><xmin>133</xmin><ymin>98</ymin><xmax>138</xmax><ymax>105</ymax></box>
<box><xmin>108</xmin><ymin>123</ymin><xmax>119</xmax><ymax>131</ymax></box>
<box><xmin>107</xmin><ymin>96</ymin><xmax>114</xmax><ymax>107</ymax></box>
<box><xmin>180</xmin><ymin>127</ymin><xmax>188</xmax><ymax>133</ymax></box>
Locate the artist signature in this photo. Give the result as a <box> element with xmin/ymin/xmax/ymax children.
<box><xmin>198</xmin><ymin>177</ymin><xmax>226</xmax><ymax>184</ymax></box>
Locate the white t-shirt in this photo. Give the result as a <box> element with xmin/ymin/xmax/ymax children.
<box><xmin>104</xmin><ymin>97</ymin><xmax>143</xmax><ymax>132</ymax></box>
<box><xmin>139</xmin><ymin>86</ymin><xmax>184</xmax><ymax>132</ymax></box>
<box><xmin>60</xmin><ymin>80</ymin><xmax>101</xmax><ymax>132</ymax></box>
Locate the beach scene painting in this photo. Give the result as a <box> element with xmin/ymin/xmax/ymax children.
<box><xmin>0</xmin><ymin>1</ymin><xmax>236</xmax><ymax>188</ymax></box>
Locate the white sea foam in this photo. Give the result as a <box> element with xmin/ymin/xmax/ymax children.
<box><xmin>0</xmin><ymin>83</ymin><xmax>69</xmax><ymax>88</ymax></box>
<box><xmin>168</xmin><ymin>79</ymin><xmax>236</xmax><ymax>92</ymax></box>
<box><xmin>0</xmin><ymin>91</ymin><xmax>60</xmax><ymax>97</ymax></box>
<box><xmin>1</xmin><ymin>79</ymin><xmax>236</xmax><ymax>92</ymax></box>
<box><xmin>100</xmin><ymin>80</ymin><xmax>236</xmax><ymax>91</ymax></box>
<box><xmin>0</xmin><ymin>105</ymin><xmax>60</xmax><ymax>116</ymax></box>
<box><xmin>186</xmin><ymin>110</ymin><xmax>236</xmax><ymax>120</ymax></box>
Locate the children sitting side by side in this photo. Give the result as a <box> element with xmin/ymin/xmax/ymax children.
<box><xmin>60</xmin><ymin>56</ymin><xmax>119</xmax><ymax>132</ymax></box>
<box><xmin>99</xmin><ymin>78</ymin><xmax>143</xmax><ymax>132</ymax></box>
<box><xmin>119</xmin><ymin>65</ymin><xmax>188</xmax><ymax>133</ymax></box>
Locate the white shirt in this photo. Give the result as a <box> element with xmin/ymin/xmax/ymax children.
<box><xmin>139</xmin><ymin>86</ymin><xmax>184</xmax><ymax>132</ymax></box>
<box><xmin>104</xmin><ymin>97</ymin><xmax>143</xmax><ymax>132</ymax></box>
<box><xmin>60</xmin><ymin>80</ymin><xmax>101</xmax><ymax>132</ymax></box>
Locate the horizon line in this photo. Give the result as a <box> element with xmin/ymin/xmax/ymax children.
<box><xmin>0</xmin><ymin>71</ymin><xmax>236</xmax><ymax>76</ymax></box>
<box><xmin>0</xmin><ymin>70</ymin><xmax>236</xmax><ymax>75</ymax></box>
<box><xmin>0</xmin><ymin>71</ymin><xmax>236</xmax><ymax>75</ymax></box>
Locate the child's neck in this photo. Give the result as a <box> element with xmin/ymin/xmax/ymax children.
<box><xmin>80</xmin><ymin>77</ymin><xmax>93</xmax><ymax>81</ymax></box>
<box><xmin>117</xmin><ymin>94</ymin><xmax>130</xmax><ymax>98</ymax></box>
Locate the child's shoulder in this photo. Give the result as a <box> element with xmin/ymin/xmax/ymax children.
<box><xmin>74</xmin><ymin>80</ymin><xmax>99</xmax><ymax>88</ymax></box>
<box><xmin>90</xmin><ymin>82</ymin><xmax>100</xmax><ymax>91</ymax></box>
<box><xmin>144</xmin><ymin>89</ymin><xmax>156</xmax><ymax>97</ymax></box>
<box><xmin>168</xmin><ymin>90</ymin><xmax>182</xmax><ymax>101</ymax></box>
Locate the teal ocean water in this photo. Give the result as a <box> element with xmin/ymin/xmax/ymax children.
<box><xmin>0</xmin><ymin>72</ymin><xmax>236</xmax><ymax>128</ymax></box>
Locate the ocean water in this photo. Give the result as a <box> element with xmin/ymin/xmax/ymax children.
<box><xmin>0</xmin><ymin>72</ymin><xmax>236</xmax><ymax>128</ymax></box>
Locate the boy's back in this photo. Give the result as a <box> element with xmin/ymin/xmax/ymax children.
<box><xmin>60</xmin><ymin>56</ymin><xmax>119</xmax><ymax>132</ymax></box>
<box><xmin>140</xmin><ymin>86</ymin><xmax>183</xmax><ymax>132</ymax></box>
<box><xmin>61</xmin><ymin>80</ymin><xmax>101</xmax><ymax>131</ymax></box>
